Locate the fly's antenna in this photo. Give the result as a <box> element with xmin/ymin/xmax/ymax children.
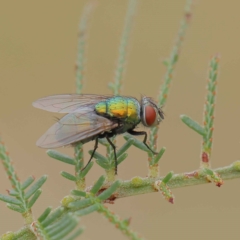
<box><xmin>140</xmin><ymin>93</ymin><xmax>146</xmax><ymax>103</ymax></box>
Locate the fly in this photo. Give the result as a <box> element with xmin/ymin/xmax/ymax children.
<box><xmin>33</xmin><ymin>94</ymin><xmax>164</xmax><ymax>174</ymax></box>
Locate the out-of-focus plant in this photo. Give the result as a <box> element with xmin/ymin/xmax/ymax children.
<box><xmin>1</xmin><ymin>1</ymin><xmax>240</xmax><ymax>240</ymax></box>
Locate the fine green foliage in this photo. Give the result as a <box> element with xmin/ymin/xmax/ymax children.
<box><xmin>202</xmin><ymin>56</ymin><xmax>219</xmax><ymax>165</ymax></box>
<box><xmin>150</xmin><ymin>147</ymin><xmax>166</xmax><ymax>165</ymax></box>
<box><xmin>158</xmin><ymin>0</ymin><xmax>193</xmax><ymax>107</ymax></box>
<box><xmin>0</xmin><ymin>194</ymin><xmax>22</xmax><ymax>205</ymax></box>
<box><xmin>154</xmin><ymin>172</ymin><xmax>174</xmax><ymax>203</ymax></box>
<box><xmin>21</xmin><ymin>176</ymin><xmax>35</xmax><ymax>190</ymax></box>
<box><xmin>24</xmin><ymin>175</ymin><xmax>47</xmax><ymax>200</ymax></box>
<box><xmin>116</xmin><ymin>138</ymin><xmax>135</xmax><ymax>157</ymax></box>
<box><xmin>1</xmin><ymin>1</ymin><xmax>239</xmax><ymax>240</ymax></box>
<box><xmin>34</xmin><ymin>209</ymin><xmax>83</xmax><ymax>240</ymax></box>
<box><xmin>61</xmin><ymin>172</ymin><xmax>77</xmax><ymax>182</ymax></box>
<box><xmin>105</xmin><ymin>0</ymin><xmax>138</xmax><ymax>180</ymax></box>
<box><xmin>180</xmin><ymin>115</ymin><xmax>206</xmax><ymax>136</ymax></box>
<box><xmin>108</xmin><ymin>0</ymin><xmax>138</xmax><ymax>95</ymax></box>
<box><xmin>38</xmin><ymin>206</ymin><xmax>52</xmax><ymax>222</ymax></box>
<box><xmin>180</xmin><ymin>55</ymin><xmax>220</xmax><ymax>169</ymax></box>
<box><xmin>97</xmin><ymin>204</ymin><xmax>144</xmax><ymax>240</ymax></box>
<box><xmin>75</xmin><ymin>2</ymin><xmax>96</xmax><ymax>95</ymax></box>
<box><xmin>123</xmin><ymin>134</ymin><xmax>150</xmax><ymax>152</ymax></box>
<box><xmin>90</xmin><ymin>175</ymin><xmax>106</xmax><ymax>195</ymax></box>
<box><xmin>74</xmin><ymin>1</ymin><xmax>96</xmax><ymax>191</ymax></box>
<box><xmin>71</xmin><ymin>190</ymin><xmax>86</xmax><ymax>198</ymax></box>
<box><xmin>47</xmin><ymin>150</ymin><xmax>76</xmax><ymax>165</ymax></box>
<box><xmin>0</xmin><ymin>139</ymin><xmax>47</xmax><ymax>224</ymax></box>
<box><xmin>148</xmin><ymin>0</ymin><xmax>194</xmax><ymax>169</ymax></box>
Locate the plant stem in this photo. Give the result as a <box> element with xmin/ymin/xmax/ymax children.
<box><xmin>148</xmin><ymin>0</ymin><xmax>194</xmax><ymax>176</ymax></box>
<box><xmin>22</xmin><ymin>210</ymin><xmax>34</xmax><ymax>225</ymax></box>
<box><xmin>4</xmin><ymin>161</ymin><xmax>240</xmax><ymax>240</ymax></box>
<box><xmin>76</xmin><ymin>1</ymin><xmax>96</xmax><ymax>94</ymax></box>
<box><xmin>99</xmin><ymin>205</ymin><xmax>144</xmax><ymax>240</ymax></box>
<box><xmin>104</xmin><ymin>161</ymin><xmax>240</xmax><ymax>199</ymax></box>
<box><xmin>0</xmin><ymin>227</ymin><xmax>36</xmax><ymax>240</ymax></box>
<box><xmin>0</xmin><ymin>139</ymin><xmax>35</xmax><ymax>224</ymax></box>
<box><xmin>201</xmin><ymin>55</ymin><xmax>220</xmax><ymax>168</ymax></box>
<box><xmin>106</xmin><ymin>168</ymin><xmax>116</xmax><ymax>182</ymax></box>
<box><xmin>109</xmin><ymin>0</ymin><xmax>138</xmax><ymax>95</ymax></box>
<box><xmin>74</xmin><ymin>2</ymin><xmax>96</xmax><ymax>190</ymax></box>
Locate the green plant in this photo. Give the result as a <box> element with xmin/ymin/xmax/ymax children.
<box><xmin>1</xmin><ymin>1</ymin><xmax>240</xmax><ymax>240</ymax></box>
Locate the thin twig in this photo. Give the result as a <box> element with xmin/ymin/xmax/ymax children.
<box><xmin>148</xmin><ymin>0</ymin><xmax>194</xmax><ymax>177</ymax></box>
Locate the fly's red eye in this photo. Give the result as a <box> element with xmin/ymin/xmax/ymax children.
<box><xmin>144</xmin><ymin>105</ymin><xmax>156</xmax><ymax>126</ymax></box>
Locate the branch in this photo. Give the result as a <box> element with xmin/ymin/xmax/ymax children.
<box><xmin>148</xmin><ymin>0</ymin><xmax>194</xmax><ymax>177</ymax></box>
<box><xmin>98</xmin><ymin>161</ymin><xmax>240</xmax><ymax>199</ymax></box>
<box><xmin>4</xmin><ymin>160</ymin><xmax>240</xmax><ymax>240</ymax></box>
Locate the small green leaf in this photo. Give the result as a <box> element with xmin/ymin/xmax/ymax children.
<box><xmin>98</xmin><ymin>138</ymin><xmax>109</xmax><ymax>147</ymax></box>
<box><xmin>0</xmin><ymin>194</ymin><xmax>22</xmax><ymax>205</ymax></box>
<box><xmin>71</xmin><ymin>190</ymin><xmax>86</xmax><ymax>197</ymax></box>
<box><xmin>49</xmin><ymin>217</ymin><xmax>78</xmax><ymax>239</ymax></box>
<box><xmin>124</xmin><ymin>134</ymin><xmax>150</xmax><ymax>152</ymax></box>
<box><xmin>180</xmin><ymin>115</ymin><xmax>206</xmax><ymax>136</ymax></box>
<box><xmin>116</xmin><ymin>138</ymin><xmax>134</xmax><ymax>157</ymax></box>
<box><xmin>38</xmin><ymin>207</ymin><xmax>52</xmax><ymax>223</ymax></box>
<box><xmin>47</xmin><ymin>150</ymin><xmax>76</xmax><ymax>165</ymax></box>
<box><xmin>46</xmin><ymin>213</ymin><xmax>73</xmax><ymax>236</ymax></box>
<box><xmin>8</xmin><ymin>189</ymin><xmax>19</xmax><ymax>197</ymax></box>
<box><xmin>68</xmin><ymin>198</ymin><xmax>93</xmax><ymax>209</ymax></box>
<box><xmin>41</xmin><ymin>207</ymin><xmax>64</xmax><ymax>228</ymax></box>
<box><xmin>80</xmin><ymin>162</ymin><xmax>94</xmax><ymax>178</ymax></box>
<box><xmin>64</xmin><ymin>228</ymin><xmax>84</xmax><ymax>240</ymax></box>
<box><xmin>97</xmin><ymin>180</ymin><xmax>121</xmax><ymax>201</ymax></box>
<box><xmin>90</xmin><ymin>175</ymin><xmax>106</xmax><ymax>195</ymax></box>
<box><xmin>88</xmin><ymin>150</ymin><xmax>108</xmax><ymax>163</ymax></box>
<box><xmin>27</xmin><ymin>189</ymin><xmax>42</xmax><ymax>209</ymax></box>
<box><xmin>162</xmin><ymin>171</ymin><xmax>174</xmax><ymax>184</ymax></box>
<box><xmin>75</xmin><ymin>204</ymin><xmax>100</xmax><ymax>216</ymax></box>
<box><xmin>21</xmin><ymin>176</ymin><xmax>35</xmax><ymax>190</ymax></box>
<box><xmin>151</xmin><ymin>147</ymin><xmax>166</xmax><ymax>165</ymax></box>
<box><xmin>61</xmin><ymin>171</ymin><xmax>77</xmax><ymax>181</ymax></box>
<box><xmin>7</xmin><ymin>203</ymin><xmax>25</xmax><ymax>213</ymax></box>
<box><xmin>96</xmin><ymin>159</ymin><xmax>111</xmax><ymax>169</ymax></box>
<box><xmin>25</xmin><ymin>175</ymin><xmax>47</xmax><ymax>200</ymax></box>
<box><xmin>117</xmin><ymin>153</ymin><xmax>128</xmax><ymax>165</ymax></box>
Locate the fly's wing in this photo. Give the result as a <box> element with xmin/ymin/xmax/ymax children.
<box><xmin>36</xmin><ymin>111</ymin><xmax>118</xmax><ymax>148</ymax></box>
<box><xmin>32</xmin><ymin>94</ymin><xmax>111</xmax><ymax>113</ymax></box>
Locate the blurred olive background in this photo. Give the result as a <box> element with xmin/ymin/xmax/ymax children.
<box><xmin>1</xmin><ymin>1</ymin><xmax>240</xmax><ymax>239</ymax></box>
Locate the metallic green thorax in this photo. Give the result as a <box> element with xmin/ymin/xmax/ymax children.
<box><xmin>95</xmin><ymin>96</ymin><xmax>141</xmax><ymax>126</ymax></box>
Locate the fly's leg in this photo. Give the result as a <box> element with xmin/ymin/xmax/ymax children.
<box><xmin>127</xmin><ymin>129</ymin><xmax>158</xmax><ymax>155</ymax></box>
<box><xmin>82</xmin><ymin>137</ymin><xmax>98</xmax><ymax>172</ymax></box>
<box><xmin>106</xmin><ymin>136</ymin><xmax>118</xmax><ymax>175</ymax></box>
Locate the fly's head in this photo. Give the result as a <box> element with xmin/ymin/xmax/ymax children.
<box><xmin>141</xmin><ymin>96</ymin><xmax>164</xmax><ymax>127</ymax></box>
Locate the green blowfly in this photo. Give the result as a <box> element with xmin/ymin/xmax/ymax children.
<box><xmin>33</xmin><ymin>94</ymin><xmax>164</xmax><ymax>174</ymax></box>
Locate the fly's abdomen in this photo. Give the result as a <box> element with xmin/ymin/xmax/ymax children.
<box><xmin>95</xmin><ymin>97</ymin><xmax>140</xmax><ymax>125</ymax></box>
<box><xmin>95</xmin><ymin>97</ymin><xmax>127</xmax><ymax>118</ymax></box>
